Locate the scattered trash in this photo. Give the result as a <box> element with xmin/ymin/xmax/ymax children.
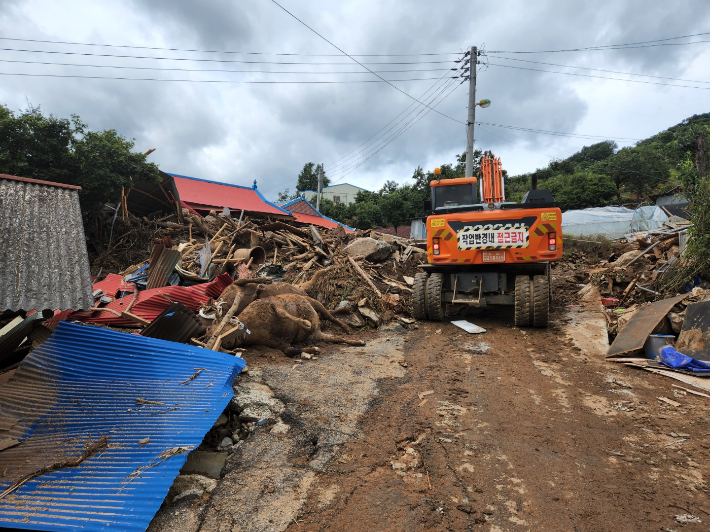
<box><xmin>607</xmin><ymin>295</ymin><xmax>687</xmax><ymax>357</ymax></box>
<box><xmin>657</xmin><ymin>396</ymin><xmax>681</xmax><ymax>407</ymax></box>
<box><xmin>451</xmin><ymin>320</ymin><xmax>487</xmax><ymax>334</ymax></box>
<box><xmin>675</xmin><ymin>514</ymin><xmax>702</xmax><ymax>524</ymax></box>
<box><xmin>659</xmin><ymin>345</ymin><xmax>710</xmax><ymax>373</ymax></box>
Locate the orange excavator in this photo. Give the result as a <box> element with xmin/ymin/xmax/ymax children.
<box><xmin>412</xmin><ymin>151</ymin><xmax>563</xmax><ymax>327</ymax></box>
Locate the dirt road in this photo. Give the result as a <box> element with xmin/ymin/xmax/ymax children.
<box><xmin>150</xmin><ymin>298</ymin><xmax>709</xmax><ymax>531</ymax></box>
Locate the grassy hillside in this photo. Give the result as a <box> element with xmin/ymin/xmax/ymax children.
<box><xmin>506</xmin><ymin>112</ymin><xmax>710</xmax><ymax>210</ymax></box>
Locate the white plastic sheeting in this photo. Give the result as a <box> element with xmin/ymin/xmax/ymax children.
<box><xmin>561</xmin><ymin>206</ymin><xmax>636</xmax><ymax>239</ymax></box>
<box><xmin>630</xmin><ymin>206</ymin><xmax>669</xmax><ymax>232</ymax></box>
<box><xmin>561</xmin><ymin>205</ymin><xmax>670</xmax><ymax>238</ymax></box>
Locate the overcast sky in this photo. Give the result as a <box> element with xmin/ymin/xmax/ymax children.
<box><xmin>1</xmin><ymin>0</ymin><xmax>709</xmax><ymax>201</ymax></box>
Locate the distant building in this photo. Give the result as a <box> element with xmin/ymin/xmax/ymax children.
<box><xmin>303</xmin><ymin>183</ymin><xmax>368</xmax><ymax>206</ymax></box>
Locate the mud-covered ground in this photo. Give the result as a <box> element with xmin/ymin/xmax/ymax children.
<box><xmin>149</xmin><ymin>277</ymin><xmax>710</xmax><ymax>532</ymax></box>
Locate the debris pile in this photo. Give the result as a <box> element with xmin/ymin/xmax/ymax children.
<box><xmin>31</xmin><ymin>210</ymin><xmax>424</xmax><ymax>359</ymax></box>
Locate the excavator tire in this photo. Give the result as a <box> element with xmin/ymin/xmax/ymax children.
<box><xmin>532</xmin><ymin>275</ymin><xmax>550</xmax><ymax>328</ymax></box>
<box><xmin>514</xmin><ymin>275</ymin><xmax>531</xmax><ymax>327</ymax></box>
<box><xmin>412</xmin><ymin>272</ymin><xmax>429</xmax><ymax>320</ymax></box>
<box><xmin>426</xmin><ymin>273</ymin><xmax>445</xmax><ymax>321</ymax></box>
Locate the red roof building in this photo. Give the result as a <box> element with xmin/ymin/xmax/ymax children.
<box><xmin>278</xmin><ymin>196</ymin><xmax>354</xmax><ymax>232</ymax></box>
<box><xmin>169</xmin><ymin>174</ymin><xmax>291</xmax><ymax>218</ymax></box>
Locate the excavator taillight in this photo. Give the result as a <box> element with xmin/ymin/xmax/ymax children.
<box><xmin>548</xmin><ymin>232</ymin><xmax>557</xmax><ymax>251</ymax></box>
<box><xmin>433</xmin><ymin>237</ymin><xmax>440</xmax><ymax>255</ymax></box>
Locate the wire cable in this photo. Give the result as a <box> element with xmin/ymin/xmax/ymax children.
<box><xmin>325</xmin><ymin>63</ymin><xmax>465</xmax><ymax>170</ymax></box>
<box><xmin>489</xmin><ymin>31</ymin><xmax>710</xmax><ymax>53</ymax></box>
<box><xmin>0</xmin><ymin>71</ymin><xmax>456</xmax><ymax>83</ymax></box>
<box><xmin>327</xmin><ymin>77</ymin><xmax>461</xmax><ymax>176</ymax></box>
<box><xmin>476</xmin><ymin>121</ymin><xmax>641</xmax><ymax>141</ymax></box>
<box><xmin>487</xmin><ymin>55</ymin><xmax>710</xmax><ymax>85</ymax></box>
<box><xmin>268</xmin><ymin>0</ymin><xmax>467</xmax><ymax>126</ymax></box>
<box><xmin>0</xmin><ymin>58</ymin><xmax>456</xmax><ymax>75</ymax></box>
<box><xmin>0</xmin><ymin>47</ymin><xmax>458</xmax><ymax>65</ymax></box>
<box><xmin>487</xmin><ymin>62</ymin><xmax>710</xmax><ymax>90</ymax></box>
<box><xmin>0</xmin><ymin>36</ymin><xmax>460</xmax><ymax>57</ymax></box>
<box><xmin>329</xmin><ymin>79</ymin><xmax>465</xmax><ymax>181</ymax></box>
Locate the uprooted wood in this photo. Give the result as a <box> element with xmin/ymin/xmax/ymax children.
<box><xmin>221</xmin><ymin>293</ymin><xmax>365</xmax><ymax>356</ymax></box>
<box><xmin>0</xmin><ymin>435</ymin><xmax>109</xmax><ymax>499</ymax></box>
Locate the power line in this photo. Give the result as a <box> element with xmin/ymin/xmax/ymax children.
<box><xmin>329</xmin><ymin>80</ymin><xmax>462</xmax><ymax>179</ymax></box>
<box><xmin>328</xmin><ymin>79</ymin><xmax>460</xmax><ymax>176</ymax></box>
<box><xmin>477</xmin><ymin>123</ymin><xmax>561</xmax><ymax>159</ymax></box>
<box><xmin>0</xmin><ymin>58</ymin><xmax>456</xmax><ymax>75</ymax></box>
<box><xmin>325</xmin><ymin>63</ymin><xmax>465</xmax><ymax>170</ymax></box>
<box><xmin>0</xmin><ymin>47</ymin><xmax>458</xmax><ymax>66</ymax></box>
<box><xmin>328</xmin><ymin>77</ymin><xmax>462</xmax><ymax>177</ymax></box>
<box><xmin>488</xmin><ymin>31</ymin><xmax>710</xmax><ymax>54</ymax></box>
<box><xmin>268</xmin><ymin>0</ymin><xmax>467</xmax><ymax>126</ymax></box>
<box><xmin>476</xmin><ymin>121</ymin><xmax>641</xmax><ymax>141</ymax></box>
<box><xmin>0</xmin><ymin>36</ymin><xmax>460</xmax><ymax>57</ymax></box>
<box><xmin>0</xmin><ymin>72</ymin><xmax>456</xmax><ymax>83</ymax></box>
<box><xmin>487</xmin><ymin>55</ymin><xmax>710</xmax><ymax>84</ymax></box>
<box><xmin>329</xmin><ymin>80</ymin><xmax>465</xmax><ymax>182</ymax></box>
<box><xmin>487</xmin><ymin>62</ymin><xmax>710</xmax><ymax>90</ymax></box>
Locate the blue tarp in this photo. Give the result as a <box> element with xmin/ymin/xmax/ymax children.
<box><xmin>0</xmin><ymin>321</ymin><xmax>246</xmax><ymax>531</ymax></box>
<box><xmin>659</xmin><ymin>345</ymin><xmax>710</xmax><ymax>373</ymax></box>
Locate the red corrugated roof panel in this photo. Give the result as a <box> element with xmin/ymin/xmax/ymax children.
<box><xmin>73</xmin><ymin>273</ymin><xmax>233</xmax><ymax>326</ymax></box>
<box><xmin>170</xmin><ymin>175</ymin><xmax>287</xmax><ymax>216</ymax></box>
<box><xmin>93</xmin><ymin>273</ymin><xmax>132</xmax><ymax>298</ymax></box>
<box><xmin>291</xmin><ymin>212</ymin><xmax>351</xmax><ymax>231</ymax></box>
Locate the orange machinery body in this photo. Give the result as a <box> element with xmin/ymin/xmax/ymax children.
<box><xmin>426</xmin><ymin>205</ymin><xmax>563</xmax><ymax>265</ymax></box>
<box><xmin>426</xmin><ymin>153</ymin><xmax>563</xmax><ymax>266</ymax></box>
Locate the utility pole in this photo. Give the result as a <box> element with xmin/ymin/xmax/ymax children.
<box><xmin>316</xmin><ymin>164</ymin><xmax>323</xmax><ymax>211</ymax></box>
<box><xmin>464</xmin><ymin>46</ymin><xmax>477</xmax><ymax>180</ymax></box>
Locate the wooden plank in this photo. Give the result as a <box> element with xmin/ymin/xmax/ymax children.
<box><xmin>606</xmin><ymin>295</ymin><xmax>687</xmax><ymax>357</ymax></box>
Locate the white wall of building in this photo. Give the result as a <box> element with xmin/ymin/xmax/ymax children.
<box><xmin>304</xmin><ymin>183</ymin><xmax>366</xmax><ymax>206</ymax></box>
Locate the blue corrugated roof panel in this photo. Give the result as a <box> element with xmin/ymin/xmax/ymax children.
<box><xmin>0</xmin><ymin>321</ymin><xmax>246</xmax><ymax>531</ymax></box>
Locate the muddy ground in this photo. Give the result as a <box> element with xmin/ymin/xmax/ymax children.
<box><xmin>149</xmin><ymin>279</ymin><xmax>710</xmax><ymax>532</ymax></box>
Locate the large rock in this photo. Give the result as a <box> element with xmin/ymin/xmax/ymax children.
<box><xmin>613</xmin><ymin>250</ymin><xmax>643</xmax><ymax>267</ymax></box>
<box><xmin>358</xmin><ymin>307</ymin><xmax>381</xmax><ymax>327</ymax></box>
<box><xmin>343</xmin><ymin>237</ymin><xmax>392</xmax><ymax>262</ymax></box>
<box><xmin>340</xmin><ymin>311</ymin><xmax>366</xmax><ymax>328</ymax></box>
<box><xmin>231</xmin><ymin>381</ymin><xmax>285</xmax><ymax>418</ymax></box>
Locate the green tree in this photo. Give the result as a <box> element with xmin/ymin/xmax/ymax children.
<box><xmin>0</xmin><ymin>104</ymin><xmax>76</xmax><ymax>184</ymax></box>
<box><xmin>546</xmin><ymin>171</ymin><xmax>618</xmax><ymax>210</ymax></box>
<box><xmin>0</xmin><ymin>105</ymin><xmax>160</xmax><ymax>214</ymax></box>
<box><xmin>275</xmin><ymin>188</ymin><xmax>299</xmax><ymax>203</ymax></box>
<box><xmin>296</xmin><ymin>162</ymin><xmax>329</xmax><ymax>192</ymax></box>
<box><xmin>566</xmin><ymin>140</ymin><xmax>617</xmax><ymax>167</ymax></box>
<box><xmin>601</xmin><ymin>146</ymin><xmax>670</xmax><ymax>200</ymax></box>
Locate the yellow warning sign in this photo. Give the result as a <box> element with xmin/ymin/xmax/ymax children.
<box><xmin>430</xmin><ymin>218</ymin><xmax>445</xmax><ymax>227</ymax></box>
<box><xmin>541</xmin><ymin>212</ymin><xmax>557</xmax><ymax>221</ymax></box>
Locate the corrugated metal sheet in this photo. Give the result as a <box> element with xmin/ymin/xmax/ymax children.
<box><xmin>0</xmin><ymin>321</ymin><xmax>246</xmax><ymax>531</ymax></box>
<box><xmin>146</xmin><ymin>248</ymin><xmax>182</xmax><ymax>289</ymax></box>
<box><xmin>0</xmin><ymin>174</ymin><xmax>93</xmax><ymax>312</ymax></box>
<box><xmin>92</xmin><ymin>273</ymin><xmax>131</xmax><ymax>298</ymax></box>
<box><xmin>73</xmin><ymin>272</ymin><xmax>233</xmax><ymax>327</ymax></box>
<box><xmin>141</xmin><ymin>302</ymin><xmax>202</xmax><ymax>343</ymax></box>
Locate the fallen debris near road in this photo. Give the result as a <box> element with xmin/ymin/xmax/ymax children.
<box><xmin>0</xmin><ymin>321</ymin><xmax>245</xmax><ymax>531</ymax></box>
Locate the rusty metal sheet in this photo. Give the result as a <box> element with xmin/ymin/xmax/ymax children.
<box><xmin>607</xmin><ymin>294</ymin><xmax>687</xmax><ymax>357</ymax></box>
<box><xmin>146</xmin><ymin>247</ymin><xmax>182</xmax><ymax>289</ymax></box>
<box><xmin>0</xmin><ymin>175</ymin><xmax>93</xmax><ymax>311</ymax></box>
